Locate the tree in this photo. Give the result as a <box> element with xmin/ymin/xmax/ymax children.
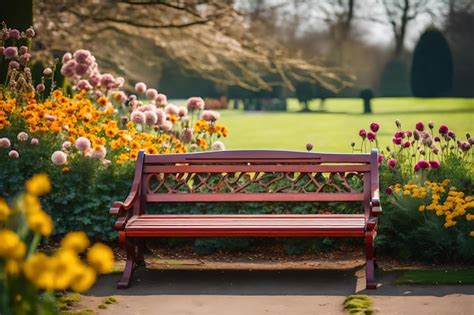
<box><xmin>31</xmin><ymin>0</ymin><xmax>351</xmax><ymax>92</ymax></box>
<box><xmin>381</xmin><ymin>0</ymin><xmax>442</xmax><ymax>56</ymax></box>
<box><xmin>411</xmin><ymin>28</ymin><xmax>453</xmax><ymax>97</ymax></box>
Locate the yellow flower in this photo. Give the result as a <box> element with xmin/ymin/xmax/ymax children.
<box><xmin>24</xmin><ymin>253</ymin><xmax>48</xmax><ymax>284</ymax></box>
<box><xmin>418</xmin><ymin>205</ymin><xmax>426</xmax><ymax>212</ymax></box>
<box><xmin>60</xmin><ymin>231</ymin><xmax>90</xmax><ymax>253</ymax></box>
<box><xmin>0</xmin><ymin>198</ymin><xmax>11</xmax><ymax>220</ymax></box>
<box><xmin>470</xmin><ymin>231</ymin><xmax>474</xmax><ymax>237</ymax></box>
<box><xmin>27</xmin><ymin>210</ymin><xmax>53</xmax><ymax>236</ymax></box>
<box><xmin>466</xmin><ymin>214</ymin><xmax>474</xmax><ymax>221</ymax></box>
<box><xmin>87</xmin><ymin>243</ymin><xmax>114</xmax><ymax>274</ymax></box>
<box><xmin>5</xmin><ymin>259</ymin><xmax>22</xmax><ymax>276</ymax></box>
<box><xmin>0</xmin><ymin>229</ymin><xmax>26</xmax><ymax>259</ymax></box>
<box><xmin>71</xmin><ymin>264</ymin><xmax>96</xmax><ymax>293</ymax></box>
<box><xmin>52</xmin><ymin>249</ymin><xmax>82</xmax><ymax>290</ymax></box>
<box><xmin>25</xmin><ymin>173</ymin><xmax>51</xmax><ymax>196</ymax></box>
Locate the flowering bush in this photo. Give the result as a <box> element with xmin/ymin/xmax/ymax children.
<box><xmin>0</xmin><ymin>174</ymin><xmax>114</xmax><ymax>314</ymax></box>
<box><xmin>0</xmin><ymin>25</ymin><xmax>228</xmax><ymax>241</ymax></box>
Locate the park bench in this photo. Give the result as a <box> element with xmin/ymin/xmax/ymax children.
<box><xmin>110</xmin><ymin>149</ymin><xmax>382</xmax><ymax>289</ymax></box>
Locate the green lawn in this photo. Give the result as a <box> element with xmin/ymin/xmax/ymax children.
<box><xmin>396</xmin><ymin>268</ymin><xmax>474</xmax><ymax>285</ymax></box>
<box><xmin>218</xmin><ymin>98</ymin><xmax>474</xmax><ymax>152</ymax></box>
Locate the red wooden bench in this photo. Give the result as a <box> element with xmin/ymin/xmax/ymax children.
<box><xmin>110</xmin><ymin>149</ymin><xmax>382</xmax><ymax>289</ymax></box>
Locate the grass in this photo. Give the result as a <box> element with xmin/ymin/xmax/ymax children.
<box><xmin>396</xmin><ymin>268</ymin><xmax>474</xmax><ymax>285</ymax></box>
<box><xmin>343</xmin><ymin>295</ymin><xmax>373</xmax><ymax>315</ymax></box>
<box><xmin>215</xmin><ymin>98</ymin><xmax>474</xmax><ymax>152</ymax></box>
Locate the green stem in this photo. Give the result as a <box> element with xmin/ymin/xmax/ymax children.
<box><xmin>27</xmin><ymin>233</ymin><xmax>41</xmax><ymax>258</ymax></box>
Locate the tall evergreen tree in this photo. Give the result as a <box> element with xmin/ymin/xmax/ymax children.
<box><xmin>411</xmin><ymin>28</ymin><xmax>454</xmax><ymax>97</ymax></box>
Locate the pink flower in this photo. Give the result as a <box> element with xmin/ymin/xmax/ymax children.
<box><xmin>159</xmin><ymin>120</ymin><xmax>173</xmax><ymax>131</ymax></box>
<box><xmin>75</xmin><ymin>137</ymin><xmax>91</xmax><ymax>152</ymax></box>
<box><xmin>201</xmin><ymin>110</ymin><xmax>220</xmax><ymax>122</ymax></box>
<box><xmin>88</xmin><ymin>73</ymin><xmax>101</xmax><ymax>86</ymax></box>
<box><xmin>114</xmin><ymin>91</ymin><xmax>128</xmax><ymax>104</ymax></box>
<box><xmin>9</xmin><ymin>61</ymin><xmax>20</xmax><ymax>69</ymax></box>
<box><xmin>30</xmin><ymin>138</ymin><xmax>39</xmax><ymax>145</ymax></box>
<box><xmin>102</xmin><ymin>159</ymin><xmax>112</xmax><ymax>168</ymax></box>
<box><xmin>62</xmin><ymin>52</ymin><xmax>72</xmax><ymax>64</ymax></box>
<box><xmin>25</xmin><ymin>27</ymin><xmax>35</xmax><ymax>38</ymax></box>
<box><xmin>43</xmin><ymin>68</ymin><xmax>53</xmax><ymax>76</ymax></box>
<box><xmin>211</xmin><ymin>141</ymin><xmax>225</xmax><ymax>151</ymax></box>
<box><xmin>131</xmin><ymin>111</ymin><xmax>146</xmax><ymax>124</ymax></box>
<box><xmin>187</xmin><ymin>97</ymin><xmax>205</xmax><ymax>111</ymax></box>
<box><xmin>8</xmin><ymin>29</ymin><xmax>20</xmax><ymax>40</ymax></box>
<box><xmin>36</xmin><ymin>83</ymin><xmax>45</xmax><ymax>92</ymax></box>
<box><xmin>415</xmin><ymin>122</ymin><xmax>424</xmax><ymax>131</ymax></box>
<box><xmin>145</xmin><ymin>88</ymin><xmax>158</xmax><ymax>100</ymax></box>
<box><xmin>392</xmin><ymin>137</ymin><xmax>402</xmax><ymax>145</ymax></box>
<box><xmin>369</xmin><ymin>122</ymin><xmax>379</xmax><ymax>133</ymax></box>
<box><xmin>0</xmin><ymin>138</ymin><xmax>11</xmax><ymax>148</ymax></box>
<box><xmin>91</xmin><ymin>145</ymin><xmax>107</xmax><ymax>159</ymax></box>
<box><xmin>394</xmin><ymin>131</ymin><xmax>405</xmax><ymax>139</ymax></box>
<box><xmin>165</xmin><ymin>104</ymin><xmax>179</xmax><ymax>116</ymax></box>
<box><xmin>73</xmin><ymin>49</ymin><xmax>92</xmax><ymax>63</ymax></box>
<box><xmin>100</xmin><ymin>73</ymin><xmax>115</xmax><ymax>88</ymax></box>
<box><xmin>144</xmin><ymin>110</ymin><xmax>158</xmax><ymax>125</ymax></box>
<box><xmin>19</xmin><ymin>46</ymin><xmax>28</xmax><ymax>55</ymax></box>
<box><xmin>115</xmin><ymin>77</ymin><xmax>125</xmax><ymax>88</ymax></box>
<box><xmin>439</xmin><ymin>125</ymin><xmax>449</xmax><ymax>135</ymax></box>
<box><xmin>8</xmin><ymin>150</ymin><xmax>19</xmax><ymax>159</ymax></box>
<box><xmin>378</xmin><ymin>154</ymin><xmax>384</xmax><ymax>164</ymax></box>
<box><xmin>403</xmin><ymin>141</ymin><xmax>411</xmax><ymax>148</ymax></box>
<box><xmin>155</xmin><ymin>94</ymin><xmax>167</xmax><ymax>106</ymax></box>
<box><xmin>414</xmin><ymin>164</ymin><xmax>420</xmax><ymax>172</ymax></box>
<box><xmin>3</xmin><ymin>47</ymin><xmax>18</xmax><ymax>59</ymax></box>
<box><xmin>178</xmin><ymin>106</ymin><xmax>188</xmax><ymax>117</ymax></box>
<box><xmin>135</xmin><ymin>82</ymin><xmax>147</xmax><ymax>94</ymax></box>
<box><xmin>183</xmin><ymin>128</ymin><xmax>193</xmax><ymax>143</ymax></box>
<box><xmin>429</xmin><ymin>160</ymin><xmax>440</xmax><ymax>169</ymax></box>
<box><xmin>76</xmin><ymin>79</ymin><xmax>93</xmax><ymax>91</ymax></box>
<box><xmin>51</xmin><ymin>151</ymin><xmax>67</xmax><ymax>165</ymax></box>
<box><xmin>156</xmin><ymin>109</ymin><xmax>166</xmax><ymax>125</ymax></box>
<box><xmin>62</xmin><ymin>141</ymin><xmax>72</xmax><ymax>151</ymax></box>
<box><xmin>406</xmin><ymin>130</ymin><xmax>413</xmax><ymax>138</ymax></box>
<box><xmin>17</xmin><ymin>132</ymin><xmax>29</xmax><ymax>142</ymax></box>
<box><xmin>387</xmin><ymin>159</ymin><xmax>397</xmax><ymax>168</ymax></box>
<box><xmin>60</xmin><ymin>60</ymin><xmax>77</xmax><ymax>77</ymax></box>
<box><xmin>367</xmin><ymin>132</ymin><xmax>376</xmax><ymax>142</ymax></box>
<box><xmin>359</xmin><ymin>129</ymin><xmax>367</xmax><ymax>139</ymax></box>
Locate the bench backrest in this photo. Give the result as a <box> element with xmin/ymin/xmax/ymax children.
<box><xmin>131</xmin><ymin>149</ymin><xmax>379</xmax><ymax>217</ymax></box>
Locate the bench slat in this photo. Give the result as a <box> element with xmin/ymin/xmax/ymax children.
<box><xmin>143</xmin><ymin>164</ymin><xmax>371</xmax><ymax>174</ymax></box>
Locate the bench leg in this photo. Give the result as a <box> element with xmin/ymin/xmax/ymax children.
<box><xmin>136</xmin><ymin>240</ymin><xmax>147</xmax><ymax>267</ymax></box>
<box><xmin>365</xmin><ymin>230</ymin><xmax>377</xmax><ymax>289</ymax></box>
<box><xmin>117</xmin><ymin>234</ymin><xmax>139</xmax><ymax>289</ymax></box>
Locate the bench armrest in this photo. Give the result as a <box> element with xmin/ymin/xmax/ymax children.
<box><xmin>370</xmin><ymin>197</ymin><xmax>382</xmax><ymax>217</ymax></box>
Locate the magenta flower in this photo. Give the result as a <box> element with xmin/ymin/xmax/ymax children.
<box><xmin>415</xmin><ymin>122</ymin><xmax>424</xmax><ymax>131</ymax></box>
<box><xmin>135</xmin><ymin>82</ymin><xmax>147</xmax><ymax>94</ymax></box>
<box><xmin>359</xmin><ymin>129</ymin><xmax>367</xmax><ymax>139</ymax></box>
<box><xmin>448</xmin><ymin>131</ymin><xmax>456</xmax><ymax>139</ymax></box>
<box><xmin>387</xmin><ymin>159</ymin><xmax>397</xmax><ymax>168</ymax></box>
<box><xmin>429</xmin><ymin>160</ymin><xmax>440</xmax><ymax>169</ymax></box>
<box><xmin>3</xmin><ymin>47</ymin><xmax>18</xmax><ymax>59</ymax></box>
<box><xmin>8</xmin><ymin>150</ymin><xmax>19</xmax><ymax>159</ymax></box>
<box><xmin>187</xmin><ymin>97</ymin><xmax>205</xmax><ymax>111</ymax></box>
<box><xmin>406</xmin><ymin>130</ymin><xmax>413</xmax><ymax>138</ymax></box>
<box><xmin>403</xmin><ymin>141</ymin><xmax>411</xmax><ymax>148</ymax></box>
<box><xmin>414</xmin><ymin>164</ymin><xmax>420</xmax><ymax>172</ymax></box>
<box><xmin>460</xmin><ymin>141</ymin><xmax>471</xmax><ymax>152</ymax></box>
<box><xmin>367</xmin><ymin>132</ymin><xmax>376</xmax><ymax>142</ymax></box>
<box><xmin>416</xmin><ymin>160</ymin><xmax>430</xmax><ymax>170</ymax></box>
<box><xmin>378</xmin><ymin>154</ymin><xmax>384</xmax><ymax>164</ymax></box>
<box><xmin>306</xmin><ymin>143</ymin><xmax>313</xmax><ymax>151</ymax></box>
<box><xmin>385</xmin><ymin>187</ymin><xmax>393</xmax><ymax>195</ymax></box>
<box><xmin>392</xmin><ymin>137</ymin><xmax>402</xmax><ymax>145</ymax></box>
<box><xmin>51</xmin><ymin>151</ymin><xmax>67</xmax><ymax>165</ymax></box>
<box><xmin>434</xmin><ymin>136</ymin><xmax>441</xmax><ymax>142</ymax></box>
<box><xmin>369</xmin><ymin>122</ymin><xmax>379</xmax><ymax>133</ymax></box>
<box><xmin>439</xmin><ymin>125</ymin><xmax>449</xmax><ymax>135</ymax></box>
<box><xmin>394</xmin><ymin>131</ymin><xmax>405</xmax><ymax>139</ymax></box>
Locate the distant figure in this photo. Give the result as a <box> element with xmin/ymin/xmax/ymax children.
<box><xmin>360</xmin><ymin>89</ymin><xmax>374</xmax><ymax>114</ymax></box>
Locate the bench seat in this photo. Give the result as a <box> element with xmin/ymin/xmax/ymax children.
<box><xmin>124</xmin><ymin>214</ymin><xmax>366</xmax><ymax>237</ymax></box>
